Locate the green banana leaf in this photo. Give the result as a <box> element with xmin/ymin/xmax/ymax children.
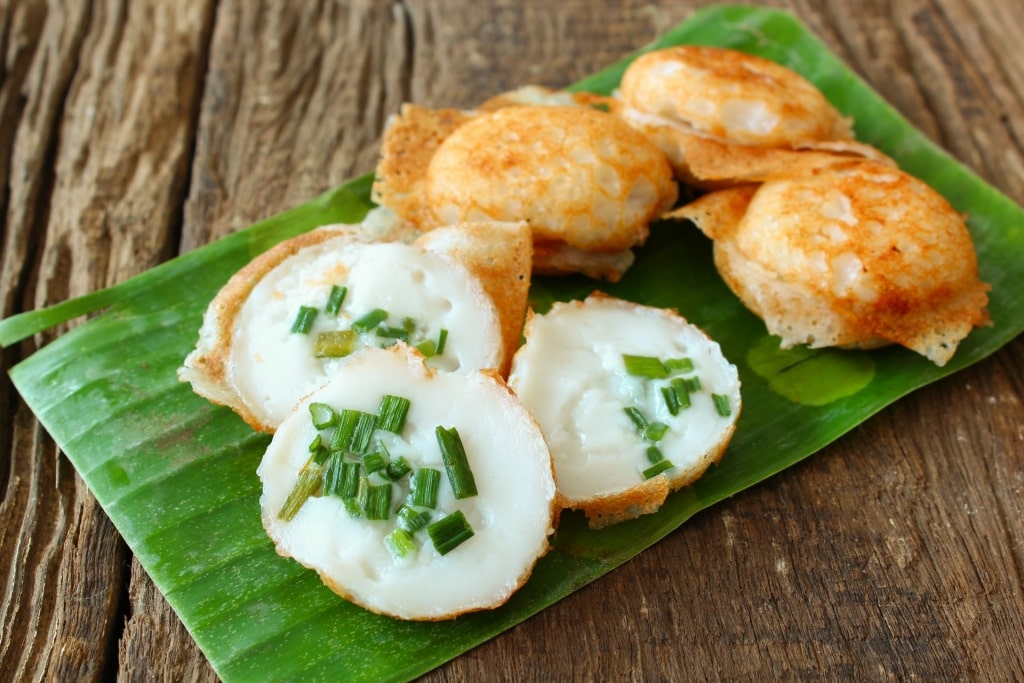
<box><xmin>2</xmin><ymin>4</ymin><xmax>1022</xmax><ymax>681</ymax></box>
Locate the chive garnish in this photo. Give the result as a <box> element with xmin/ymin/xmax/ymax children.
<box><xmin>670</xmin><ymin>378</ymin><xmax>693</xmax><ymax>408</ymax></box>
<box><xmin>712</xmin><ymin>393</ymin><xmax>732</xmax><ymax>417</ymax></box>
<box><xmin>309</xmin><ymin>402</ymin><xmax>338</xmax><ymax>429</ymax></box>
<box><xmin>401</xmin><ymin>317</ymin><xmax>417</xmax><ymax>334</ymax></box>
<box><xmin>321</xmin><ymin>452</ymin><xmax>346</xmax><ymax>496</ymax></box>
<box><xmin>414</xmin><ymin>339</ymin><xmax>437</xmax><ymax>357</ymax></box>
<box><xmin>661</xmin><ymin>385</ymin><xmax>683</xmax><ymax>416</ymax></box>
<box><xmin>385</xmin><ymin>456</ymin><xmax>412</xmax><ymax>481</ymax></box>
<box><xmin>375</xmin><ymin>325</ymin><xmax>410</xmax><ymax>341</ymax></box>
<box><xmin>408</xmin><ymin>468</ymin><xmax>441</xmax><ymax>508</ymax></box>
<box><xmin>663</xmin><ymin>357</ymin><xmax>695</xmax><ymax>373</ymax></box>
<box><xmin>624</xmin><ymin>406</ymin><xmax>648</xmax><ymax>432</ymax></box>
<box><xmin>314</xmin><ymin>330</ymin><xmax>357</xmax><ymax>358</ymax></box>
<box><xmin>681</xmin><ymin>376</ymin><xmax>702</xmax><ymax>393</ymax></box>
<box><xmin>329</xmin><ymin>409</ymin><xmax>360</xmax><ymax>450</ymax></box>
<box><xmin>324</xmin><ymin>285</ymin><xmax>347</xmax><ymax>315</ymax></box>
<box><xmin>349</xmin><ymin>412</ymin><xmax>378</xmax><ymax>453</ymax></box>
<box><xmin>385</xmin><ymin>528</ymin><xmax>417</xmax><ymax>558</ymax></box>
<box><xmin>436</xmin><ymin>328</ymin><xmax>448</xmax><ymax>355</ymax></box>
<box><xmin>338</xmin><ymin>461</ymin><xmax>361</xmax><ymax>498</ymax></box>
<box><xmin>279</xmin><ymin>461</ymin><xmax>322</xmax><ymax>521</ymax></box>
<box><xmin>363</xmin><ymin>483</ymin><xmax>392</xmax><ymax>520</ymax></box>
<box><xmin>644</xmin><ymin>421</ymin><xmax>669</xmax><ymax>443</ymax></box>
<box><xmin>396</xmin><ymin>505</ymin><xmax>432</xmax><ymax>533</ymax></box>
<box><xmin>377</xmin><ymin>394</ymin><xmax>411</xmax><ymax>434</ymax></box>
<box><xmin>436</xmin><ymin>426</ymin><xmax>478</xmax><ymax>499</ymax></box>
<box><xmin>642</xmin><ymin>459</ymin><xmax>675</xmax><ymax>479</ymax></box>
<box><xmin>646</xmin><ymin>446</ymin><xmax>665</xmax><ymax>464</ymax></box>
<box><xmin>362</xmin><ymin>452</ymin><xmax>388</xmax><ymax>475</ymax></box>
<box><xmin>352</xmin><ymin>308</ymin><xmax>388</xmax><ymax>332</ymax></box>
<box><xmin>622</xmin><ymin>354</ymin><xmax>668</xmax><ymax>379</ymax></box>
<box><xmin>290</xmin><ymin>305</ymin><xmax>318</xmax><ymax>334</ymax></box>
<box><xmin>427</xmin><ymin>510</ymin><xmax>475</xmax><ymax>555</ymax></box>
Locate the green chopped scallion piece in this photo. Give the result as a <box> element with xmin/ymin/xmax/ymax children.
<box><xmin>436</xmin><ymin>426</ymin><xmax>478</xmax><ymax>499</ymax></box>
<box><xmin>712</xmin><ymin>393</ymin><xmax>732</xmax><ymax>417</ymax></box>
<box><xmin>385</xmin><ymin>456</ymin><xmax>412</xmax><ymax>481</ymax></box>
<box><xmin>349</xmin><ymin>412</ymin><xmax>378</xmax><ymax>453</ymax></box>
<box><xmin>414</xmin><ymin>339</ymin><xmax>437</xmax><ymax>357</ymax></box>
<box><xmin>646</xmin><ymin>446</ymin><xmax>665</xmax><ymax>464</ymax></box>
<box><xmin>624</xmin><ymin>406</ymin><xmax>648</xmax><ymax>432</ymax></box>
<box><xmin>377</xmin><ymin>394</ymin><xmax>411</xmax><ymax>434</ymax></box>
<box><xmin>352</xmin><ymin>308</ymin><xmax>389</xmax><ymax>332</ymax></box>
<box><xmin>362</xmin><ymin>452</ymin><xmax>388</xmax><ymax>474</ymax></box>
<box><xmin>342</xmin><ymin>497</ymin><xmax>362</xmax><ymax>518</ymax></box>
<box><xmin>328</xmin><ymin>409</ymin><xmax>360</xmax><ymax>450</ymax></box>
<box><xmin>290</xmin><ymin>305</ymin><xmax>318</xmax><ymax>334</ymax></box>
<box><xmin>314</xmin><ymin>330</ymin><xmax>357</xmax><ymax>358</ymax></box>
<box><xmin>428</xmin><ymin>510</ymin><xmax>475</xmax><ymax>555</ymax></box>
<box><xmin>396</xmin><ymin>505</ymin><xmax>432</xmax><ymax>533</ymax></box>
<box><xmin>622</xmin><ymin>354</ymin><xmax>668</xmax><ymax>379</ymax></box>
<box><xmin>375</xmin><ymin>325</ymin><xmax>410</xmax><ymax>341</ymax></box>
<box><xmin>670</xmin><ymin>378</ymin><xmax>693</xmax><ymax>408</ymax></box>
<box><xmin>321</xmin><ymin>452</ymin><xmax>346</xmax><ymax>496</ymax></box>
<box><xmin>324</xmin><ymin>285</ymin><xmax>347</xmax><ymax>315</ymax></box>
<box><xmin>436</xmin><ymin>328</ymin><xmax>448</xmax><ymax>355</ymax></box>
<box><xmin>661</xmin><ymin>385</ymin><xmax>683</xmax><ymax>416</ymax></box>
<box><xmin>663</xmin><ymin>357</ymin><xmax>694</xmax><ymax>374</ymax></box>
<box><xmin>338</xmin><ymin>461</ymin><xmax>361</xmax><ymax>498</ymax></box>
<box><xmin>644</xmin><ymin>421</ymin><xmax>669</xmax><ymax>443</ymax></box>
<box><xmin>309</xmin><ymin>440</ymin><xmax>330</xmax><ymax>465</ymax></box>
<box><xmin>401</xmin><ymin>317</ymin><xmax>417</xmax><ymax>334</ymax></box>
<box><xmin>682</xmin><ymin>376</ymin><xmax>702</xmax><ymax>393</ymax></box>
<box><xmin>363</xmin><ymin>483</ymin><xmax>392</xmax><ymax>520</ymax></box>
<box><xmin>408</xmin><ymin>468</ymin><xmax>441</xmax><ymax>508</ymax></box>
<box><xmin>279</xmin><ymin>462</ymin><xmax>322</xmax><ymax>521</ymax></box>
<box><xmin>309</xmin><ymin>402</ymin><xmax>338</xmax><ymax>429</ymax></box>
<box><xmin>643</xmin><ymin>459</ymin><xmax>675</xmax><ymax>479</ymax></box>
<box><xmin>384</xmin><ymin>528</ymin><xmax>417</xmax><ymax>558</ymax></box>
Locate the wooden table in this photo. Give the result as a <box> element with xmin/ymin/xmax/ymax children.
<box><xmin>2</xmin><ymin>1</ymin><xmax>1022</xmax><ymax>680</ymax></box>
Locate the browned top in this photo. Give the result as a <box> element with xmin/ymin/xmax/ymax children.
<box><xmin>1</xmin><ymin>1</ymin><xmax>1023</xmax><ymax>681</ymax></box>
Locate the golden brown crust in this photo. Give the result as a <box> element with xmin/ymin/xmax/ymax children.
<box><xmin>414</xmin><ymin>221</ymin><xmax>533</xmax><ymax>377</ymax></box>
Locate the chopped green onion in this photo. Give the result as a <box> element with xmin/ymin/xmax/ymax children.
<box><xmin>712</xmin><ymin>393</ymin><xmax>732</xmax><ymax>417</ymax></box>
<box><xmin>624</xmin><ymin>406</ymin><xmax>648</xmax><ymax>432</ymax></box>
<box><xmin>435</xmin><ymin>328</ymin><xmax>448</xmax><ymax>355</ymax></box>
<box><xmin>385</xmin><ymin>456</ymin><xmax>412</xmax><ymax>481</ymax></box>
<box><xmin>308</xmin><ymin>433</ymin><xmax>329</xmax><ymax>464</ymax></box>
<box><xmin>408</xmin><ymin>468</ymin><xmax>441</xmax><ymax>508</ymax></box>
<box><xmin>363</xmin><ymin>483</ymin><xmax>392</xmax><ymax>520</ymax></box>
<box><xmin>681</xmin><ymin>376</ymin><xmax>702</xmax><ymax>393</ymax></box>
<box><xmin>384</xmin><ymin>528</ymin><xmax>417</xmax><ymax>558</ymax></box>
<box><xmin>362</xmin><ymin>452</ymin><xmax>388</xmax><ymax>474</ymax></box>
<box><xmin>376</xmin><ymin>394</ymin><xmax>411</xmax><ymax>434</ymax></box>
<box><xmin>279</xmin><ymin>461</ymin><xmax>322</xmax><ymax>521</ymax></box>
<box><xmin>663</xmin><ymin>357</ymin><xmax>694</xmax><ymax>374</ymax></box>
<box><xmin>670</xmin><ymin>378</ymin><xmax>694</xmax><ymax>408</ymax></box>
<box><xmin>644</xmin><ymin>421</ymin><xmax>669</xmax><ymax>443</ymax></box>
<box><xmin>321</xmin><ymin>452</ymin><xmax>346</xmax><ymax>496</ymax></box>
<box><xmin>643</xmin><ymin>459</ymin><xmax>675</xmax><ymax>479</ymax></box>
<box><xmin>414</xmin><ymin>339</ymin><xmax>437</xmax><ymax>357</ymax></box>
<box><xmin>324</xmin><ymin>285</ymin><xmax>347</xmax><ymax>315</ymax></box>
<box><xmin>349</xmin><ymin>412</ymin><xmax>378</xmax><ymax>453</ymax></box>
<box><xmin>646</xmin><ymin>446</ymin><xmax>665</xmax><ymax>464</ymax></box>
<box><xmin>427</xmin><ymin>510</ymin><xmax>475</xmax><ymax>555</ymax></box>
<box><xmin>314</xmin><ymin>330</ymin><xmax>357</xmax><ymax>358</ymax></box>
<box><xmin>291</xmin><ymin>306</ymin><xmax>318</xmax><ymax>334</ymax></box>
<box><xmin>401</xmin><ymin>317</ymin><xmax>417</xmax><ymax>334</ymax></box>
<box><xmin>661</xmin><ymin>385</ymin><xmax>683</xmax><ymax>416</ymax></box>
<box><xmin>338</xmin><ymin>461</ymin><xmax>361</xmax><ymax>498</ymax></box>
<box><xmin>436</xmin><ymin>426</ymin><xmax>478</xmax><ymax>499</ymax></box>
<box><xmin>309</xmin><ymin>402</ymin><xmax>338</xmax><ymax>429</ymax></box>
<box><xmin>342</xmin><ymin>497</ymin><xmax>362</xmax><ymax>518</ymax></box>
<box><xmin>622</xmin><ymin>354</ymin><xmax>668</xmax><ymax>379</ymax></box>
<box><xmin>375</xmin><ymin>325</ymin><xmax>410</xmax><ymax>341</ymax></box>
<box><xmin>396</xmin><ymin>505</ymin><xmax>432</xmax><ymax>533</ymax></box>
<box><xmin>328</xmin><ymin>409</ymin><xmax>360</xmax><ymax>450</ymax></box>
<box><xmin>352</xmin><ymin>308</ymin><xmax>389</xmax><ymax>332</ymax></box>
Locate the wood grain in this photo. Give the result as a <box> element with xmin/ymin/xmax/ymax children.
<box><xmin>1</xmin><ymin>0</ymin><xmax>1022</xmax><ymax>680</ymax></box>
